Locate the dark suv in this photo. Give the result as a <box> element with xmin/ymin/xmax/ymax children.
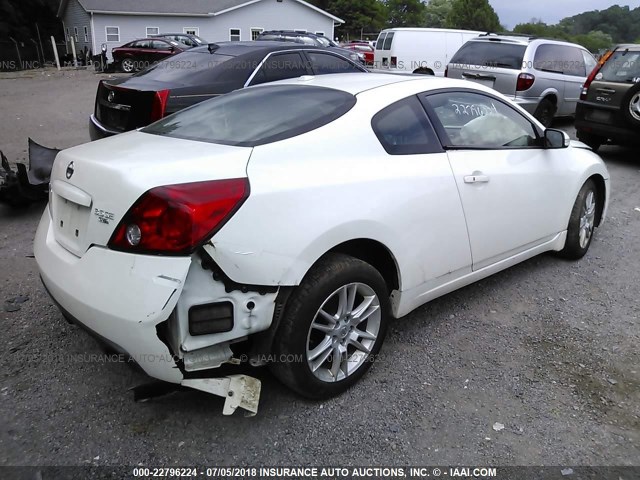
<box><xmin>256</xmin><ymin>30</ymin><xmax>364</xmax><ymax>64</ymax></box>
<box><xmin>90</xmin><ymin>41</ymin><xmax>367</xmax><ymax>140</ymax></box>
<box><xmin>575</xmin><ymin>44</ymin><xmax>640</xmax><ymax>151</ymax></box>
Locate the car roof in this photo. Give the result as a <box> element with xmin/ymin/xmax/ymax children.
<box><xmin>188</xmin><ymin>41</ymin><xmax>331</xmax><ymax>56</ymax></box>
<box><xmin>469</xmin><ymin>34</ymin><xmax>589</xmax><ymax>49</ymax></box>
<box><xmin>264</xmin><ymin>72</ymin><xmax>486</xmax><ymax>95</ymax></box>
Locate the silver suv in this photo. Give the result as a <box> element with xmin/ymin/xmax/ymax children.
<box><xmin>446</xmin><ymin>35</ymin><xmax>597</xmax><ymax>126</ymax></box>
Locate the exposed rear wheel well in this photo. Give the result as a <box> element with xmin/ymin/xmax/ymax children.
<box><xmin>327</xmin><ymin>239</ymin><xmax>400</xmax><ymax>293</ymax></box>
<box><xmin>413</xmin><ymin>67</ymin><xmax>434</xmax><ymax>75</ymax></box>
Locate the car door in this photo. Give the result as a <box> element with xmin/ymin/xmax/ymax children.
<box><xmin>560</xmin><ymin>46</ymin><xmax>591</xmax><ymax>115</ymax></box>
<box><xmin>149</xmin><ymin>40</ymin><xmax>174</xmax><ymax>63</ymax></box>
<box><xmin>369</xmin><ymin>96</ymin><xmax>472</xmax><ymax>303</ymax></box>
<box><xmin>247</xmin><ymin>51</ymin><xmax>311</xmax><ymax>86</ymax></box>
<box><xmin>421</xmin><ymin>89</ymin><xmax>574</xmax><ymax>271</ymax></box>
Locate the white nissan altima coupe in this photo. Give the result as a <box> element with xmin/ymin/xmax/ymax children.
<box><xmin>35</xmin><ymin>73</ymin><xmax>609</xmax><ymax>415</ymax></box>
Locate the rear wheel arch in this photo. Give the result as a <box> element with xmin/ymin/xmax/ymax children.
<box><xmin>326</xmin><ymin>239</ymin><xmax>401</xmax><ymax>294</ymax></box>
<box><xmin>413</xmin><ymin>67</ymin><xmax>434</xmax><ymax>75</ymax></box>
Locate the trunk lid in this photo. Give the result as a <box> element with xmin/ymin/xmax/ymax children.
<box><xmin>48</xmin><ymin>131</ymin><xmax>252</xmax><ymax>257</ymax></box>
<box><xmin>94</xmin><ymin>80</ymin><xmax>168</xmax><ymax>133</ymax></box>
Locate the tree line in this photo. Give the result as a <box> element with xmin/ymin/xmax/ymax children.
<box><xmin>309</xmin><ymin>0</ymin><xmax>640</xmax><ymax>52</ymax></box>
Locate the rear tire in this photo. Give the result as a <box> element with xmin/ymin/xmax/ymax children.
<box><xmin>270</xmin><ymin>253</ymin><xmax>390</xmax><ymax>399</ymax></box>
<box><xmin>558</xmin><ymin>179</ymin><xmax>598</xmax><ymax>260</ymax></box>
<box><xmin>533</xmin><ymin>98</ymin><xmax>557</xmax><ymax>127</ymax></box>
<box><xmin>576</xmin><ymin>130</ymin><xmax>604</xmax><ymax>152</ymax></box>
<box><xmin>120</xmin><ymin>58</ymin><xmax>135</xmax><ymax>73</ymax></box>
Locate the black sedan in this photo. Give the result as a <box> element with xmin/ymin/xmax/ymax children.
<box><xmin>90</xmin><ymin>41</ymin><xmax>367</xmax><ymax>140</ymax></box>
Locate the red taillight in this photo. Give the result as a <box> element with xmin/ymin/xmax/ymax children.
<box><xmin>150</xmin><ymin>89</ymin><xmax>170</xmax><ymax>122</ymax></box>
<box><xmin>516</xmin><ymin>73</ymin><xmax>535</xmax><ymax>91</ymax></box>
<box><xmin>108</xmin><ymin>178</ymin><xmax>249</xmax><ymax>255</ymax></box>
<box><xmin>580</xmin><ymin>50</ymin><xmax>612</xmax><ymax>100</ymax></box>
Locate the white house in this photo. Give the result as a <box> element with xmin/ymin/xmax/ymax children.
<box><xmin>57</xmin><ymin>0</ymin><xmax>345</xmax><ymax>60</ymax></box>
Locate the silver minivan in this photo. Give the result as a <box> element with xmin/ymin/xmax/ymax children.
<box><xmin>446</xmin><ymin>35</ymin><xmax>597</xmax><ymax>126</ymax></box>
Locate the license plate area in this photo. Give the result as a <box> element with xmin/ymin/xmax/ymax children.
<box><xmin>52</xmin><ymin>194</ymin><xmax>92</xmax><ymax>256</ymax></box>
<box><xmin>585</xmin><ymin>108</ymin><xmax>612</xmax><ymax>124</ymax></box>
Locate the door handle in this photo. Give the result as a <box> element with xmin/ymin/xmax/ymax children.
<box><xmin>464</xmin><ymin>174</ymin><xmax>489</xmax><ymax>183</ymax></box>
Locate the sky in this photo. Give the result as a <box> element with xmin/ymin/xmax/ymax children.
<box><xmin>488</xmin><ymin>0</ymin><xmax>640</xmax><ymax>29</ymax></box>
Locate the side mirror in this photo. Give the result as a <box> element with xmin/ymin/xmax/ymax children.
<box><xmin>544</xmin><ymin>128</ymin><xmax>570</xmax><ymax>149</ymax></box>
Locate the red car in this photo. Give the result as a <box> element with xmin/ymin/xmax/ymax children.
<box><xmin>341</xmin><ymin>42</ymin><xmax>374</xmax><ymax>65</ymax></box>
<box><xmin>112</xmin><ymin>38</ymin><xmax>185</xmax><ymax>73</ymax></box>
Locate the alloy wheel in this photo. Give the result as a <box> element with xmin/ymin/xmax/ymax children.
<box><xmin>306</xmin><ymin>282</ymin><xmax>381</xmax><ymax>383</ymax></box>
<box><xmin>579</xmin><ymin>190</ymin><xmax>597</xmax><ymax>249</ymax></box>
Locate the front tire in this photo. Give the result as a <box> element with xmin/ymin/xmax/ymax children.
<box><xmin>558</xmin><ymin>179</ymin><xmax>598</xmax><ymax>260</ymax></box>
<box><xmin>270</xmin><ymin>253</ymin><xmax>390</xmax><ymax>399</ymax></box>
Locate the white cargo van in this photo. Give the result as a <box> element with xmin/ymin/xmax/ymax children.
<box><xmin>373</xmin><ymin>28</ymin><xmax>483</xmax><ymax>75</ymax></box>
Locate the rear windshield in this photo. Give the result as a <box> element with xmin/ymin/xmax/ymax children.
<box><xmin>450</xmin><ymin>41</ymin><xmax>526</xmax><ymax>70</ymax></box>
<box><xmin>132</xmin><ymin>50</ymin><xmax>236</xmax><ymax>85</ymax></box>
<box><xmin>142</xmin><ymin>85</ymin><xmax>356</xmax><ymax>147</ymax></box>
<box><xmin>600</xmin><ymin>49</ymin><xmax>640</xmax><ymax>83</ymax></box>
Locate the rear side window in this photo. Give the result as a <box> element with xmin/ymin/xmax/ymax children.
<box><xmin>372</xmin><ymin>96</ymin><xmax>441</xmax><ymax>155</ymax></box>
<box><xmin>306</xmin><ymin>52</ymin><xmax>362</xmax><ymax>74</ymax></box>
<box><xmin>534</xmin><ymin>44</ymin><xmax>586</xmax><ymax>76</ymax></box>
<box><xmin>376</xmin><ymin>33</ymin><xmax>387</xmax><ymax>50</ymax></box>
<box><xmin>249</xmin><ymin>52</ymin><xmax>309</xmax><ymax>85</ymax></box>
<box><xmin>599</xmin><ymin>50</ymin><xmax>640</xmax><ymax>83</ymax></box>
<box><xmin>143</xmin><ymin>85</ymin><xmax>356</xmax><ymax>147</ymax></box>
<box><xmin>450</xmin><ymin>41</ymin><xmax>526</xmax><ymax>70</ymax></box>
<box><xmin>132</xmin><ymin>51</ymin><xmax>237</xmax><ymax>85</ymax></box>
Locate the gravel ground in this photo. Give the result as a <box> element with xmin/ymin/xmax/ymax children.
<box><xmin>0</xmin><ymin>69</ymin><xmax>639</xmax><ymax>468</ymax></box>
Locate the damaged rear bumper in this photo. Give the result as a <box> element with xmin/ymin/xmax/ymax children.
<box><xmin>34</xmin><ymin>209</ymin><xmax>276</xmax><ymax>414</ymax></box>
<box><xmin>35</xmin><ymin>209</ymin><xmax>189</xmax><ymax>383</ymax></box>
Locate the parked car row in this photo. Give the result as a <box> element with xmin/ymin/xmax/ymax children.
<box><xmin>90</xmin><ymin>42</ymin><xmax>367</xmax><ymax>140</ymax></box>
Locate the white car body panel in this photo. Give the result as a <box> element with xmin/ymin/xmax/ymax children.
<box><xmin>34</xmin><ymin>73</ymin><xmax>610</xmax><ymax>396</ymax></box>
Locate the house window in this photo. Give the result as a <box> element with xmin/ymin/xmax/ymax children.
<box><xmin>229</xmin><ymin>28</ymin><xmax>241</xmax><ymax>41</ymax></box>
<box><xmin>251</xmin><ymin>28</ymin><xmax>263</xmax><ymax>41</ymax></box>
<box><xmin>74</xmin><ymin>27</ymin><xmax>78</xmax><ymax>42</ymax></box>
<box><xmin>106</xmin><ymin>26</ymin><xmax>120</xmax><ymax>42</ymax></box>
<box><xmin>146</xmin><ymin>27</ymin><xmax>159</xmax><ymax>36</ymax></box>
<box><xmin>84</xmin><ymin>26</ymin><xmax>89</xmax><ymax>42</ymax></box>
<box><xmin>65</xmin><ymin>27</ymin><xmax>70</xmax><ymax>41</ymax></box>
<box><xmin>183</xmin><ymin>27</ymin><xmax>199</xmax><ymax>36</ymax></box>
<box><xmin>315</xmin><ymin>31</ymin><xmax>325</xmax><ymax>36</ymax></box>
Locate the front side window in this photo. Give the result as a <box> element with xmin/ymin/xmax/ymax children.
<box><xmin>306</xmin><ymin>51</ymin><xmax>363</xmax><ymax>74</ymax></box>
<box><xmin>372</xmin><ymin>96</ymin><xmax>441</xmax><ymax>155</ymax></box>
<box><xmin>106</xmin><ymin>27</ymin><xmax>120</xmax><ymax>42</ymax></box>
<box><xmin>249</xmin><ymin>52</ymin><xmax>310</xmax><ymax>85</ymax></box>
<box><xmin>423</xmin><ymin>91</ymin><xmax>539</xmax><ymax>148</ymax></box>
<box><xmin>230</xmin><ymin>28</ymin><xmax>241</xmax><ymax>41</ymax></box>
<box><xmin>151</xmin><ymin>40</ymin><xmax>171</xmax><ymax>50</ymax></box>
<box><xmin>143</xmin><ymin>85</ymin><xmax>356</xmax><ymax>147</ymax></box>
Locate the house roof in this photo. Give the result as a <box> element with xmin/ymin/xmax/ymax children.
<box><xmin>58</xmin><ymin>0</ymin><xmax>344</xmax><ymax>23</ymax></box>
